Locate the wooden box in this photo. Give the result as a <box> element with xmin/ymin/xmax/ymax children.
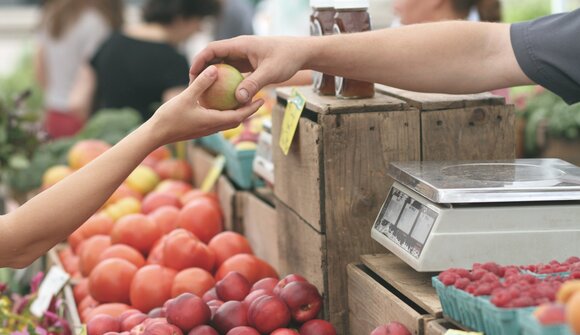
<box><xmin>238</xmin><ymin>191</ymin><xmax>279</xmax><ymax>271</ymax></box>
<box><xmin>272</xmin><ymin>86</ymin><xmax>514</xmax><ymax>333</ymax></box>
<box><xmin>348</xmin><ymin>254</ymin><xmax>443</xmax><ymax>335</ymax></box>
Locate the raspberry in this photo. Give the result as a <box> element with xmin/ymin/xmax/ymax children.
<box><xmin>454</xmin><ymin>278</ymin><xmax>471</xmax><ymax>290</ymax></box>
<box><xmin>510</xmin><ymin>296</ymin><xmax>536</xmax><ymax>308</ymax></box>
<box><xmin>565</xmin><ymin>256</ymin><xmax>580</xmax><ymax>264</ymax></box>
<box><xmin>471</xmin><ymin>268</ymin><xmax>487</xmax><ymax>281</ymax></box>
<box><xmin>481</xmin><ymin>272</ymin><xmax>500</xmax><ymax>284</ymax></box>
<box><xmin>482</xmin><ymin>262</ymin><xmax>502</xmax><ymax>276</ymax></box>
<box><xmin>466</xmin><ymin>283</ymin><xmax>477</xmax><ymax>295</ymax></box>
<box><xmin>491</xmin><ymin>290</ymin><xmax>511</xmax><ymax>307</ymax></box>
<box><xmin>570</xmin><ymin>272</ymin><xmax>580</xmax><ymax>279</ymax></box>
<box><xmin>440</xmin><ymin>273</ymin><xmax>459</xmax><ymax>286</ymax></box>
<box><xmin>474</xmin><ymin>283</ymin><xmax>493</xmax><ymax>296</ymax></box>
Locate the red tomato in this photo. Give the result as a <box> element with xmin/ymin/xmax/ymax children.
<box><xmin>89</xmin><ymin>258</ymin><xmax>138</xmax><ymax>304</ymax></box>
<box><xmin>176</xmin><ymin>198</ymin><xmax>223</xmax><ymax>244</ymax></box>
<box><xmin>130</xmin><ymin>265</ymin><xmax>176</xmax><ymax>313</ymax></box>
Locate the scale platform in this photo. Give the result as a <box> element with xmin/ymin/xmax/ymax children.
<box><xmin>371</xmin><ymin>159</ymin><xmax>580</xmax><ymax>272</ymax></box>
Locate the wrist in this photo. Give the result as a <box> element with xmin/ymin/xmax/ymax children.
<box><xmin>138</xmin><ymin>117</ymin><xmax>166</xmax><ymax>152</ymax></box>
<box><xmin>302</xmin><ymin>36</ymin><xmax>327</xmax><ymax>71</ymax></box>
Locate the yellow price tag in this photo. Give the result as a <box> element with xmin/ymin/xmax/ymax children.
<box><xmin>201</xmin><ymin>155</ymin><xmax>226</xmax><ymax>193</ymax></box>
<box><xmin>279</xmin><ymin>88</ymin><xmax>306</xmax><ymax>156</ymax></box>
<box><xmin>445</xmin><ymin>330</ymin><xmax>484</xmax><ymax>335</ymax></box>
<box><xmin>79</xmin><ymin>325</ymin><xmax>87</xmax><ymax>335</ymax></box>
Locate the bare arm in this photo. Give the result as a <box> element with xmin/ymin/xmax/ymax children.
<box><xmin>0</xmin><ymin>66</ymin><xmax>264</xmax><ymax>268</ymax></box>
<box><xmin>190</xmin><ymin>21</ymin><xmax>533</xmax><ymax>103</ymax></box>
<box><xmin>34</xmin><ymin>44</ymin><xmax>47</xmax><ymax>90</ymax></box>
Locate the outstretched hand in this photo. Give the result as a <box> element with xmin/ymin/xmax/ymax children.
<box><xmin>190</xmin><ymin>36</ymin><xmax>307</xmax><ymax>105</ymax></box>
<box><xmin>151</xmin><ymin>65</ymin><xmax>264</xmax><ymax>146</ymax></box>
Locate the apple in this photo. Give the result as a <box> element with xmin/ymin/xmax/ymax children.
<box><xmin>251</xmin><ymin>278</ymin><xmax>278</xmax><ymax>294</ymax></box>
<box><xmin>243</xmin><ymin>289</ymin><xmax>270</xmax><ymax>308</ymax></box>
<box><xmin>87</xmin><ymin>314</ymin><xmax>121</xmax><ymax>335</ymax></box>
<box><xmin>247</xmin><ymin>295</ymin><xmax>291</xmax><ymax>333</ymax></box>
<box><xmin>212</xmin><ymin>301</ymin><xmax>249</xmax><ymax>334</ymax></box>
<box><xmin>148</xmin><ymin>308</ymin><xmax>166</xmax><ymax>318</ymax></box>
<box><xmin>203</xmin><ymin>288</ymin><xmax>219</xmax><ymax>303</ymax></box>
<box><xmin>188</xmin><ymin>325</ymin><xmax>219</xmax><ymax>335</ymax></box>
<box><xmin>206</xmin><ymin>299</ymin><xmax>224</xmax><ymax>319</ymax></box>
<box><xmin>216</xmin><ymin>272</ymin><xmax>251</xmax><ymax>302</ymax></box>
<box><xmin>270</xmin><ymin>329</ymin><xmax>299</xmax><ymax>335</ymax></box>
<box><xmin>225</xmin><ymin>326</ymin><xmax>260</xmax><ymax>335</ymax></box>
<box><xmin>274</xmin><ymin>274</ymin><xmax>307</xmax><ymax>296</ymax></box>
<box><xmin>199</xmin><ymin>64</ymin><xmax>244</xmax><ymax>111</ymax></box>
<box><xmin>121</xmin><ymin>313</ymin><xmax>148</xmax><ymax>332</ymax></box>
<box><xmin>299</xmin><ymin>319</ymin><xmax>336</xmax><ymax>335</ymax></box>
<box><xmin>166</xmin><ymin>293</ymin><xmax>211</xmax><ymax>332</ymax></box>
<box><xmin>279</xmin><ymin>281</ymin><xmax>322</xmax><ymax>322</ymax></box>
<box><xmin>370</xmin><ymin>322</ymin><xmax>412</xmax><ymax>335</ymax></box>
<box><xmin>143</xmin><ymin>322</ymin><xmax>183</xmax><ymax>335</ymax></box>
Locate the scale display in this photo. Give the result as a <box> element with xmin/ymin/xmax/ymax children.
<box><xmin>374</xmin><ymin>187</ymin><xmax>438</xmax><ymax>259</ymax></box>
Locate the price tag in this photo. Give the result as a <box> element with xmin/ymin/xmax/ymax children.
<box><xmin>30</xmin><ymin>266</ymin><xmax>70</xmax><ymax>317</ymax></box>
<box><xmin>201</xmin><ymin>155</ymin><xmax>226</xmax><ymax>193</ymax></box>
<box><xmin>445</xmin><ymin>330</ymin><xmax>483</xmax><ymax>335</ymax></box>
<box><xmin>279</xmin><ymin>88</ymin><xmax>306</xmax><ymax>156</ymax></box>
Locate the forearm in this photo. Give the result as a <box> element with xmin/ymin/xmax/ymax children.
<box><xmin>0</xmin><ymin>120</ymin><xmax>162</xmax><ymax>268</ymax></box>
<box><xmin>304</xmin><ymin>21</ymin><xmax>532</xmax><ymax>94</ymax></box>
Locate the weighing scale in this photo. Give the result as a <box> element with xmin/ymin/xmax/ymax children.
<box><xmin>371</xmin><ymin>159</ymin><xmax>580</xmax><ymax>272</ymax></box>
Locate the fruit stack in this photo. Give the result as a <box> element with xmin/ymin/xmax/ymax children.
<box><xmin>86</xmin><ymin>273</ymin><xmax>335</xmax><ymax>335</ymax></box>
<box><xmin>433</xmin><ymin>259</ymin><xmax>580</xmax><ymax>335</ymax></box>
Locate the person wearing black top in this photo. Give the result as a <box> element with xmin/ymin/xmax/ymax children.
<box><xmin>71</xmin><ymin>0</ymin><xmax>220</xmax><ymax>121</ymax></box>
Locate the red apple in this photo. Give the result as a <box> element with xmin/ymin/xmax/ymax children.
<box><xmin>299</xmin><ymin>320</ymin><xmax>336</xmax><ymax>335</ymax></box>
<box><xmin>118</xmin><ymin>310</ymin><xmax>140</xmax><ymax>324</ymax></box>
<box><xmin>206</xmin><ymin>299</ymin><xmax>224</xmax><ymax>319</ymax></box>
<box><xmin>203</xmin><ymin>288</ymin><xmax>219</xmax><ymax>303</ymax></box>
<box><xmin>212</xmin><ymin>301</ymin><xmax>249</xmax><ymax>334</ymax></box>
<box><xmin>187</xmin><ymin>325</ymin><xmax>219</xmax><ymax>335</ymax></box>
<box><xmin>198</xmin><ymin>64</ymin><xmax>244</xmax><ymax>110</ymax></box>
<box><xmin>225</xmin><ymin>326</ymin><xmax>260</xmax><ymax>335</ymax></box>
<box><xmin>166</xmin><ymin>293</ymin><xmax>211</xmax><ymax>332</ymax></box>
<box><xmin>370</xmin><ymin>322</ymin><xmax>412</xmax><ymax>335</ymax></box>
<box><xmin>243</xmin><ymin>289</ymin><xmax>270</xmax><ymax>308</ymax></box>
<box><xmin>216</xmin><ymin>272</ymin><xmax>251</xmax><ymax>302</ymax></box>
<box><xmin>130</xmin><ymin>318</ymin><xmax>167</xmax><ymax>335</ymax></box>
<box><xmin>142</xmin><ymin>192</ymin><xmax>181</xmax><ymax>214</ymax></box>
<box><xmin>148</xmin><ymin>308</ymin><xmax>166</xmax><ymax>318</ymax></box>
<box><xmin>87</xmin><ymin>314</ymin><xmax>121</xmax><ymax>335</ymax></box>
<box><xmin>143</xmin><ymin>322</ymin><xmax>183</xmax><ymax>335</ymax></box>
<box><xmin>270</xmin><ymin>329</ymin><xmax>299</xmax><ymax>335</ymax></box>
<box><xmin>251</xmin><ymin>277</ymin><xmax>278</xmax><ymax>294</ymax></box>
<box><xmin>279</xmin><ymin>281</ymin><xmax>322</xmax><ymax>323</ymax></box>
<box><xmin>274</xmin><ymin>274</ymin><xmax>307</xmax><ymax>295</ymax></box>
<box><xmin>248</xmin><ymin>296</ymin><xmax>291</xmax><ymax>333</ymax></box>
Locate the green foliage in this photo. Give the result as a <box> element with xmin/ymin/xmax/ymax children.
<box><xmin>77</xmin><ymin>108</ymin><xmax>142</xmax><ymax>144</ymax></box>
<box><xmin>502</xmin><ymin>0</ymin><xmax>551</xmax><ymax>23</ymax></box>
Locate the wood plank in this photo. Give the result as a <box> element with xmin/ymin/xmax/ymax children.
<box><xmin>188</xmin><ymin>144</ymin><xmax>218</xmax><ymax>190</ymax></box>
<box><xmin>376</xmin><ymin>84</ymin><xmax>505</xmax><ymax>111</ymax></box>
<box><xmin>216</xmin><ymin>175</ymin><xmax>237</xmax><ymax>232</ymax></box>
<box><xmin>321</xmin><ymin>109</ymin><xmax>422</xmax><ymax>330</ymax></box>
<box><xmin>348</xmin><ymin>264</ymin><xmax>426</xmax><ymax>335</ymax></box>
<box><xmin>421</xmin><ymin>105</ymin><xmax>516</xmax><ymax>161</ymax></box>
<box><xmin>276</xmin><ymin>86</ymin><xmax>408</xmax><ymax>115</ymax></box>
<box><xmin>272</xmin><ymin>104</ymin><xmax>324</xmax><ymax>232</ymax></box>
<box><xmin>275</xmin><ymin>200</ymin><xmax>326</xmax><ymax>309</ymax></box>
<box><xmin>361</xmin><ymin>254</ymin><xmax>443</xmax><ymax>317</ymax></box>
<box><xmin>64</xmin><ymin>284</ymin><xmax>82</xmax><ymax>334</ymax></box>
<box><xmin>425</xmin><ymin>319</ymin><xmax>459</xmax><ymax>335</ymax></box>
<box><xmin>242</xmin><ymin>192</ymin><xmax>279</xmax><ymax>271</ymax></box>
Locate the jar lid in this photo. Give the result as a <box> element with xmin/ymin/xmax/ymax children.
<box><xmin>333</xmin><ymin>0</ymin><xmax>369</xmax><ymax>9</ymax></box>
<box><xmin>310</xmin><ymin>0</ymin><xmax>333</xmax><ymax>7</ymax></box>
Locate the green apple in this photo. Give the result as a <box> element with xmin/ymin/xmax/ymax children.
<box><xmin>199</xmin><ymin>64</ymin><xmax>244</xmax><ymax>110</ymax></box>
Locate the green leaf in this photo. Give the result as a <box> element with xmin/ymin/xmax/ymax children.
<box><xmin>8</xmin><ymin>154</ymin><xmax>30</xmax><ymax>170</ymax></box>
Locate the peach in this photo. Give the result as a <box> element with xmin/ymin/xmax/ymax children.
<box><xmin>155</xmin><ymin>180</ymin><xmax>193</xmax><ymax>198</ymax></box>
<box><xmin>68</xmin><ymin>140</ymin><xmax>111</xmax><ymax>170</ymax></box>
<box><xmin>148</xmin><ymin>308</ymin><xmax>166</xmax><ymax>318</ymax></box>
<box><xmin>199</xmin><ymin>64</ymin><xmax>244</xmax><ymax>110</ymax></box>
<box><xmin>143</xmin><ymin>322</ymin><xmax>183</xmax><ymax>335</ymax></box>
<box><xmin>120</xmin><ymin>313</ymin><xmax>148</xmax><ymax>332</ymax></box>
<box><xmin>154</xmin><ymin>159</ymin><xmax>192</xmax><ymax>182</ymax></box>
<box><xmin>270</xmin><ymin>329</ymin><xmax>299</xmax><ymax>335</ymax></box>
<box><xmin>165</xmin><ymin>293</ymin><xmax>211</xmax><ymax>332</ymax></box>
<box><xmin>42</xmin><ymin>165</ymin><xmax>73</xmax><ymax>189</ymax></box>
<box><xmin>243</xmin><ymin>289</ymin><xmax>270</xmax><ymax>309</ymax></box>
<box><xmin>370</xmin><ymin>322</ymin><xmax>412</xmax><ymax>335</ymax></box>
<box><xmin>172</xmin><ymin>268</ymin><xmax>215</xmax><ymax>298</ymax></box>
<box><xmin>274</xmin><ymin>274</ymin><xmax>307</xmax><ymax>296</ymax></box>
<box><xmin>299</xmin><ymin>320</ymin><xmax>337</xmax><ymax>335</ymax></box>
<box><xmin>212</xmin><ymin>301</ymin><xmax>249</xmax><ymax>334</ymax></box>
<box><xmin>202</xmin><ymin>288</ymin><xmax>219</xmax><ymax>303</ymax></box>
<box><xmin>557</xmin><ymin>280</ymin><xmax>580</xmax><ymax>303</ymax></box>
<box><xmin>142</xmin><ymin>192</ymin><xmax>181</xmax><ymax>214</ymax></box>
<box><xmin>87</xmin><ymin>314</ymin><xmax>121</xmax><ymax>335</ymax></box>
<box><xmin>566</xmin><ymin>291</ymin><xmax>580</xmax><ymax>333</ymax></box>
<box><xmin>279</xmin><ymin>281</ymin><xmax>322</xmax><ymax>323</ymax></box>
<box><xmin>534</xmin><ymin>303</ymin><xmax>566</xmax><ymax>325</ymax></box>
<box><xmin>206</xmin><ymin>299</ymin><xmax>224</xmax><ymax>319</ymax></box>
<box><xmin>216</xmin><ymin>272</ymin><xmax>251</xmax><ymax>302</ymax></box>
<box><xmin>188</xmin><ymin>325</ymin><xmax>219</xmax><ymax>335</ymax></box>
<box><xmin>247</xmin><ymin>296</ymin><xmax>291</xmax><ymax>333</ymax></box>
<box><xmin>225</xmin><ymin>327</ymin><xmax>260</xmax><ymax>335</ymax></box>
<box><xmin>251</xmin><ymin>278</ymin><xmax>278</xmax><ymax>294</ymax></box>
<box><xmin>149</xmin><ymin>206</ymin><xmax>180</xmax><ymax>235</ymax></box>
<box><xmin>126</xmin><ymin>166</ymin><xmax>160</xmax><ymax>195</ymax></box>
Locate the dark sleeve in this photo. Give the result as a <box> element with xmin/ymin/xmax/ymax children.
<box><xmin>510</xmin><ymin>9</ymin><xmax>580</xmax><ymax>105</ymax></box>
<box><xmin>162</xmin><ymin>53</ymin><xmax>190</xmax><ymax>91</ymax></box>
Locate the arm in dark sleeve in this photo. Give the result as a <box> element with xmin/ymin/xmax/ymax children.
<box><xmin>511</xmin><ymin>9</ymin><xmax>580</xmax><ymax>104</ymax></box>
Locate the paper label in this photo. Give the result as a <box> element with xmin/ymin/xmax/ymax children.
<box><xmin>445</xmin><ymin>330</ymin><xmax>484</xmax><ymax>335</ymax></box>
<box><xmin>201</xmin><ymin>155</ymin><xmax>226</xmax><ymax>193</ymax></box>
<box><xmin>30</xmin><ymin>266</ymin><xmax>70</xmax><ymax>317</ymax></box>
<box><xmin>279</xmin><ymin>88</ymin><xmax>306</xmax><ymax>156</ymax></box>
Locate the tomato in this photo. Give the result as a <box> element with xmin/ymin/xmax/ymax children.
<box><xmin>163</xmin><ymin>229</ymin><xmax>215</xmax><ymax>272</ymax></box>
<box><xmin>208</xmin><ymin>232</ymin><xmax>253</xmax><ymax>267</ymax></box>
<box><xmin>85</xmin><ymin>303</ymin><xmax>132</xmax><ymax>322</ymax></box>
<box><xmin>130</xmin><ymin>265</ymin><xmax>176</xmax><ymax>313</ymax></box>
<box><xmin>58</xmin><ymin>246</ymin><xmax>79</xmax><ymax>275</ymax></box>
<box><xmin>171</xmin><ymin>268</ymin><xmax>215</xmax><ymax>298</ymax></box>
<box><xmin>148</xmin><ymin>206</ymin><xmax>180</xmax><ymax>235</ymax></box>
<box><xmin>100</xmin><ymin>244</ymin><xmax>146</xmax><ymax>268</ymax></box>
<box><xmin>111</xmin><ymin>214</ymin><xmax>161</xmax><ymax>255</ymax></box>
<box><xmin>78</xmin><ymin>295</ymin><xmax>98</xmax><ymax>314</ymax></box>
<box><xmin>180</xmin><ymin>190</ymin><xmax>219</xmax><ymax>208</ymax></box>
<box><xmin>79</xmin><ymin>235</ymin><xmax>112</xmax><ymax>277</ymax></box>
<box><xmin>146</xmin><ymin>146</ymin><xmax>171</xmax><ymax>164</ymax></box>
<box><xmin>79</xmin><ymin>214</ymin><xmax>114</xmax><ymax>239</ymax></box>
<box><xmin>155</xmin><ymin>180</ymin><xmax>193</xmax><ymax>198</ymax></box>
<box><xmin>176</xmin><ymin>198</ymin><xmax>222</xmax><ymax>244</ymax></box>
<box><xmin>215</xmin><ymin>254</ymin><xmax>279</xmax><ymax>285</ymax></box>
<box><xmin>106</xmin><ymin>183</ymin><xmax>143</xmax><ymax>207</ymax></box>
<box><xmin>147</xmin><ymin>235</ymin><xmax>167</xmax><ymax>265</ymax></box>
<box><xmin>68</xmin><ymin>228</ymin><xmax>85</xmax><ymax>254</ymax></box>
<box><xmin>89</xmin><ymin>258</ymin><xmax>137</xmax><ymax>304</ymax></box>
<box><xmin>141</xmin><ymin>192</ymin><xmax>181</xmax><ymax>215</ymax></box>
<box><xmin>73</xmin><ymin>278</ymin><xmax>89</xmax><ymax>304</ymax></box>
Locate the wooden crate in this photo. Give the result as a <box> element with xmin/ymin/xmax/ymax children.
<box><xmin>424</xmin><ymin>319</ymin><xmax>459</xmax><ymax>335</ymax></box>
<box><xmin>273</xmin><ymin>86</ymin><xmax>419</xmax><ymax>333</ymax></box>
<box><xmin>348</xmin><ymin>254</ymin><xmax>444</xmax><ymax>335</ymax></box>
<box><xmin>239</xmin><ymin>191</ymin><xmax>279</xmax><ymax>271</ymax></box>
<box><xmin>375</xmin><ymin>85</ymin><xmax>516</xmax><ymax>161</ymax></box>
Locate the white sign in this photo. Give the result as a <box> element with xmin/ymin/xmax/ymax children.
<box><xmin>31</xmin><ymin>266</ymin><xmax>70</xmax><ymax>317</ymax></box>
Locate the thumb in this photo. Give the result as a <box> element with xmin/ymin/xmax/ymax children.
<box><xmin>235</xmin><ymin>67</ymin><xmax>273</xmax><ymax>104</ymax></box>
<box><xmin>186</xmin><ymin>65</ymin><xmax>218</xmax><ymax>97</ymax></box>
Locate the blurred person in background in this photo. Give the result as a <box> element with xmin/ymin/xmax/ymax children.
<box><xmin>70</xmin><ymin>0</ymin><xmax>221</xmax><ymax>122</ymax></box>
<box><xmin>393</xmin><ymin>0</ymin><xmax>501</xmax><ymax>25</ymax></box>
<box><xmin>214</xmin><ymin>0</ymin><xmax>255</xmax><ymax>40</ymax></box>
<box><xmin>35</xmin><ymin>0</ymin><xmax>123</xmax><ymax>139</ymax></box>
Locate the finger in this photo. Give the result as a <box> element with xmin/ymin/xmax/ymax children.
<box><xmin>186</xmin><ymin>65</ymin><xmax>218</xmax><ymax>97</ymax></box>
<box><xmin>235</xmin><ymin>67</ymin><xmax>276</xmax><ymax>104</ymax></box>
<box><xmin>216</xmin><ymin>99</ymin><xmax>265</xmax><ymax>126</ymax></box>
